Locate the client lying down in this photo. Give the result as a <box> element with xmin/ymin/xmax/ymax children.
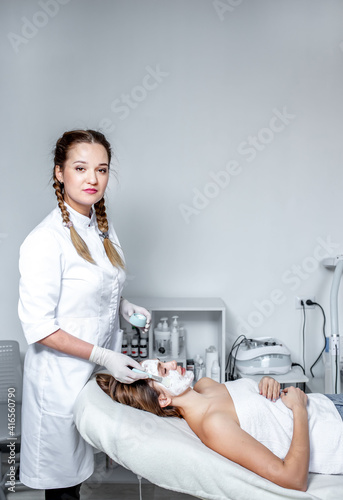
<box><xmin>96</xmin><ymin>359</ymin><xmax>343</xmax><ymax>492</ymax></box>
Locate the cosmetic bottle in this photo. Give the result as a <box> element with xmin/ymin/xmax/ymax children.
<box><xmin>194</xmin><ymin>355</ymin><xmax>204</xmax><ymax>382</ymax></box>
<box><xmin>140</xmin><ymin>329</ymin><xmax>149</xmax><ymax>356</ymax></box>
<box><xmin>139</xmin><ymin>338</ymin><xmax>148</xmax><ymax>359</ymax></box>
<box><xmin>162</xmin><ymin>318</ymin><xmax>169</xmax><ymax>331</ymax></box>
<box><xmin>121</xmin><ymin>334</ymin><xmax>128</xmax><ymax>355</ymax></box>
<box><xmin>206</xmin><ymin>346</ymin><xmax>218</xmax><ymax>378</ymax></box>
<box><xmin>198</xmin><ymin>356</ymin><xmax>204</xmax><ymax>380</ymax></box>
<box><xmin>172</xmin><ymin>316</ymin><xmax>179</xmax><ymax>330</ymax></box>
<box><xmin>154</xmin><ymin>317</ymin><xmax>170</xmax><ymax>356</ymax></box>
<box><xmin>186</xmin><ymin>359</ymin><xmax>194</xmax><ymax>374</ymax></box>
<box><xmin>126</xmin><ymin>328</ymin><xmax>134</xmax><ymax>356</ymax></box>
<box><xmin>179</xmin><ymin>326</ymin><xmax>186</xmax><ymax>353</ymax></box>
<box><xmin>131</xmin><ymin>337</ymin><xmax>139</xmax><ymax>358</ymax></box>
<box><xmin>194</xmin><ymin>355</ymin><xmax>200</xmax><ymax>381</ymax></box>
<box><xmin>211</xmin><ymin>360</ymin><xmax>220</xmax><ymax>382</ymax></box>
<box><xmin>171</xmin><ymin>325</ymin><xmax>179</xmax><ymax>358</ymax></box>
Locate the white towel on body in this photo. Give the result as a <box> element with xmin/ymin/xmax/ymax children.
<box><xmin>225</xmin><ymin>378</ymin><xmax>343</xmax><ymax>475</ymax></box>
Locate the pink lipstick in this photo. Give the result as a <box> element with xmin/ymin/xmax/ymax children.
<box><xmin>83</xmin><ymin>189</ymin><xmax>98</xmax><ymax>194</ymax></box>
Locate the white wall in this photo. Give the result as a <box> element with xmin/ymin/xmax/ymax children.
<box><xmin>1</xmin><ymin>0</ymin><xmax>343</xmax><ymax>378</ymax></box>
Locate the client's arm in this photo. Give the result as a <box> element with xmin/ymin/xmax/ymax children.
<box><xmin>201</xmin><ymin>386</ymin><xmax>309</xmax><ymax>491</ymax></box>
<box><xmin>279</xmin><ymin>386</ymin><xmax>309</xmax><ymax>490</ymax></box>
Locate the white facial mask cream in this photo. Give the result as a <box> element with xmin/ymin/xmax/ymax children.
<box><xmin>141</xmin><ymin>359</ymin><xmax>160</xmax><ymax>376</ymax></box>
<box><xmin>141</xmin><ymin>359</ymin><xmax>194</xmax><ymax>396</ymax></box>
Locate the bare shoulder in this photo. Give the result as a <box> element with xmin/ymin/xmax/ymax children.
<box><xmin>201</xmin><ymin>409</ymin><xmax>238</xmax><ymax>440</ymax></box>
<box><xmin>194</xmin><ymin>377</ymin><xmax>221</xmax><ymax>393</ymax></box>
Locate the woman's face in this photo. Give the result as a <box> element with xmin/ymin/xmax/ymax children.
<box><xmin>141</xmin><ymin>359</ymin><xmax>194</xmax><ymax>396</ymax></box>
<box><xmin>55</xmin><ymin>142</ymin><xmax>109</xmax><ymax>216</ymax></box>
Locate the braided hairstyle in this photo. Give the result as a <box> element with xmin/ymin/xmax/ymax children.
<box><xmin>53</xmin><ymin>130</ymin><xmax>125</xmax><ymax>268</ymax></box>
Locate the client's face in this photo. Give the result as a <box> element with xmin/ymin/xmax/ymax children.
<box><xmin>141</xmin><ymin>359</ymin><xmax>194</xmax><ymax>396</ymax></box>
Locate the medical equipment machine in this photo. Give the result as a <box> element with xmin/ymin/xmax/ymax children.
<box><xmin>232</xmin><ymin>337</ymin><xmax>292</xmax><ymax>375</ymax></box>
<box><xmin>322</xmin><ymin>256</ymin><xmax>343</xmax><ymax>394</ymax></box>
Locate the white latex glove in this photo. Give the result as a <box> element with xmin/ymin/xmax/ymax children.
<box><xmin>120</xmin><ymin>298</ymin><xmax>151</xmax><ymax>333</ymax></box>
<box><xmin>89</xmin><ymin>346</ymin><xmax>148</xmax><ymax>384</ymax></box>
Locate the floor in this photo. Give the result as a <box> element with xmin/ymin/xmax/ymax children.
<box><xmin>3</xmin><ymin>453</ymin><xmax>197</xmax><ymax>500</ymax></box>
<box><xmin>7</xmin><ymin>483</ymin><xmax>195</xmax><ymax>499</ymax></box>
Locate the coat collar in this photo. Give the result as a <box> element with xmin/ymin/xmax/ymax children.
<box><xmin>63</xmin><ymin>202</ymin><xmax>97</xmax><ymax>229</ymax></box>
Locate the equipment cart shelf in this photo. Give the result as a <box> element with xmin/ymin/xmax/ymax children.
<box><xmin>127</xmin><ymin>297</ymin><xmax>226</xmax><ymax>383</ymax></box>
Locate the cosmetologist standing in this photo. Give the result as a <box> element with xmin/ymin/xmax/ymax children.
<box><xmin>18</xmin><ymin>130</ymin><xmax>150</xmax><ymax>499</ymax></box>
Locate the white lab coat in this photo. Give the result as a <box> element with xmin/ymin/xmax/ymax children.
<box><xmin>18</xmin><ymin>203</ymin><xmax>126</xmax><ymax>489</ymax></box>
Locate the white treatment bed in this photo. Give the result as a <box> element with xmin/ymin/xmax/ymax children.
<box><xmin>73</xmin><ymin>376</ymin><xmax>343</xmax><ymax>500</ymax></box>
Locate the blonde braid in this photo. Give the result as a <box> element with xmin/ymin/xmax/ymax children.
<box><xmin>53</xmin><ymin>175</ymin><xmax>95</xmax><ymax>264</ymax></box>
<box><xmin>94</xmin><ymin>198</ymin><xmax>125</xmax><ymax>269</ymax></box>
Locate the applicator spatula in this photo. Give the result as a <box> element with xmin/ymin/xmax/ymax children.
<box><xmin>132</xmin><ymin>368</ymin><xmax>170</xmax><ymax>388</ymax></box>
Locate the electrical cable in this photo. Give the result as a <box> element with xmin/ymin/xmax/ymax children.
<box><xmin>305</xmin><ymin>299</ymin><xmax>340</xmax><ymax>392</ymax></box>
<box><xmin>306</xmin><ymin>300</ymin><xmax>327</xmax><ymax>377</ymax></box>
<box><xmin>301</xmin><ymin>301</ymin><xmax>306</xmax><ymax>373</ymax></box>
<box><xmin>225</xmin><ymin>334</ymin><xmax>246</xmax><ymax>374</ymax></box>
<box><xmin>291</xmin><ymin>362</ymin><xmax>305</xmax><ymax>375</ymax></box>
<box><xmin>226</xmin><ymin>335</ymin><xmax>242</xmax><ymax>380</ymax></box>
<box><xmin>225</xmin><ymin>335</ymin><xmax>246</xmax><ymax>381</ymax></box>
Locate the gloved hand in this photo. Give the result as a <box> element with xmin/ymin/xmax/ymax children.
<box><xmin>89</xmin><ymin>346</ymin><xmax>148</xmax><ymax>384</ymax></box>
<box><xmin>120</xmin><ymin>298</ymin><xmax>151</xmax><ymax>333</ymax></box>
